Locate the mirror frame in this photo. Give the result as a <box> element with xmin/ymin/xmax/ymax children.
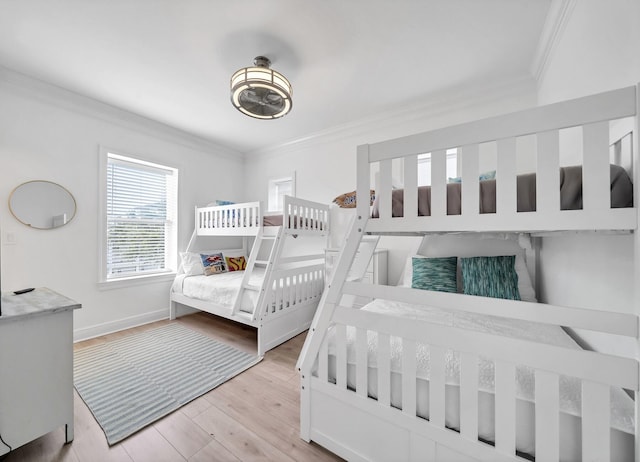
<box><xmin>9</xmin><ymin>180</ymin><xmax>77</xmax><ymax>230</ymax></box>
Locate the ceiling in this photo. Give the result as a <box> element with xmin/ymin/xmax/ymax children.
<box><xmin>0</xmin><ymin>0</ymin><xmax>552</xmax><ymax>154</ymax></box>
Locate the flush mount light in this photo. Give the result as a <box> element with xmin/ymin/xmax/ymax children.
<box><xmin>230</xmin><ymin>56</ymin><xmax>292</xmax><ymax>119</ymax></box>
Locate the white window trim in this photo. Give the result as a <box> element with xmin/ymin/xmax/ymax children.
<box><xmin>267</xmin><ymin>172</ymin><xmax>296</xmax><ymax>213</ymax></box>
<box><xmin>98</xmin><ymin>146</ymin><xmax>178</xmax><ymax>287</ymax></box>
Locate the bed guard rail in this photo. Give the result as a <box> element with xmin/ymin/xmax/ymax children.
<box><xmin>283</xmin><ymin>196</ymin><xmax>330</xmax><ymax>236</ymax></box>
<box><xmin>315</xmin><ymin>302</ymin><xmax>638</xmax><ymax>461</ymax></box>
<box><xmin>196</xmin><ymin>202</ymin><xmax>262</xmax><ymax>236</ymax></box>
<box><xmin>357</xmin><ymin>85</ymin><xmax>638</xmax><ymax>234</ymax></box>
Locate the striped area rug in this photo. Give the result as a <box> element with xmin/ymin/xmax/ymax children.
<box><xmin>74</xmin><ymin>323</ymin><xmax>259</xmax><ymax>445</ymax></box>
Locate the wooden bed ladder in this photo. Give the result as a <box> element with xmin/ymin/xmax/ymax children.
<box><xmin>231</xmin><ymin>227</ymin><xmax>282</xmax><ymax>321</ymax></box>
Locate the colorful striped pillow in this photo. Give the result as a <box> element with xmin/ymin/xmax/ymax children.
<box><xmin>225</xmin><ymin>256</ymin><xmax>247</xmax><ymax>271</ymax></box>
<box><xmin>460</xmin><ymin>255</ymin><xmax>520</xmax><ymax>300</ymax></box>
<box><xmin>411</xmin><ymin>256</ymin><xmax>458</xmax><ymax>293</ymax></box>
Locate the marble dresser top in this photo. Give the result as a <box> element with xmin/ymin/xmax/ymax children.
<box><xmin>0</xmin><ymin>287</ymin><xmax>81</xmax><ymax>323</ymax></box>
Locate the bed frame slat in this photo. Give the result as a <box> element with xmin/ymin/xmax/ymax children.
<box><xmin>535</xmin><ymin>370</ymin><xmax>560</xmax><ymax>461</ymax></box>
<box><xmin>494</xmin><ymin>360</ymin><xmax>516</xmax><ymax>455</ymax></box>
<box><xmin>378</xmin><ymin>333</ymin><xmax>391</xmax><ymax>407</ymax></box>
<box><xmin>496</xmin><ymin>137</ymin><xmax>517</xmax><ymax>215</ymax></box>
<box><xmin>336</xmin><ymin>324</ymin><xmax>347</xmax><ymax>389</ymax></box>
<box><xmin>431</xmin><ymin>150</ymin><xmax>447</xmax><ymax>218</ymax></box>
<box><xmin>536</xmin><ymin>130</ymin><xmax>561</xmax><ymax>213</ymax></box>
<box><xmin>460</xmin><ymin>352</ymin><xmax>479</xmax><ymax>441</ymax></box>
<box><xmin>460</xmin><ymin>144</ymin><xmax>480</xmax><ymax>218</ymax></box>
<box><xmin>403</xmin><ymin>154</ymin><xmax>419</xmax><ymax>218</ymax></box>
<box><xmin>379</xmin><ymin>159</ymin><xmax>393</xmax><ymax>219</ymax></box>
<box><xmin>582</xmin><ymin>381</ymin><xmax>611</xmax><ymax>462</ymax></box>
<box><xmin>583</xmin><ymin>121</ymin><xmax>612</xmax><ymax>211</ymax></box>
<box><xmin>318</xmin><ymin>336</ymin><xmax>329</xmax><ymax>383</ymax></box>
<box><xmin>429</xmin><ymin>345</ymin><xmax>446</xmax><ymax>428</ymax></box>
<box><xmin>402</xmin><ymin>339</ymin><xmax>417</xmax><ymax>417</ymax></box>
<box><xmin>355</xmin><ymin>327</ymin><xmax>368</xmax><ymax>397</ymax></box>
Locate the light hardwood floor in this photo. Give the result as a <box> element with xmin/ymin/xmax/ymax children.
<box><xmin>2</xmin><ymin>312</ymin><xmax>342</xmax><ymax>462</ymax></box>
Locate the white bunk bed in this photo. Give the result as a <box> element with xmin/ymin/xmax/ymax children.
<box><xmin>297</xmin><ymin>85</ymin><xmax>639</xmax><ymax>461</ymax></box>
<box><xmin>171</xmin><ymin>196</ymin><xmax>329</xmax><ymax>356</ymax></box>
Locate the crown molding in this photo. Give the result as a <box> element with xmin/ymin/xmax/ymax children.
<box><xmin>531</xmin><ymin>0</ymin><xmax>577</xmax><ymax>83</ymax></box>
<box><xmin>0</xmin><ymin>66</ymin><xmax>242</xmax><ymax>161</ymax></box>
<box><xmin>246</xmin><ymin>76</ymin><xmax>537</xmax><ymax>160</ymax></box>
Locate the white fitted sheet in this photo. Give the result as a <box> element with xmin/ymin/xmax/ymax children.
<box><xmin>172</xmin><ymin>268</ymin><xmax>265</xmax><ymax>313</ymax></box>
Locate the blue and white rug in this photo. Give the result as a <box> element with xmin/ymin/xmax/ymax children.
<box><xmin>74</xmin><ymin>323</ymin><xmax>259</xmax><ymax>445</ymax></box>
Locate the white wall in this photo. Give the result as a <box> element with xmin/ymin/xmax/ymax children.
<box><xmin>535</xmin><ymin>0</ymin><xmax>640</xmax><ymax>356</ymax></box>
<box><xmin>0</xmin><ymin>70</ymin><xmax>244</xmax><ymax>340</ymax></box>
<box><xmin>244</xmin><ymin>80</ymin><xmax>538</xmax><ymax>284</ymax></box>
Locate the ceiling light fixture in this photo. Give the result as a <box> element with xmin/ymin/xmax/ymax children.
<box><xmin>230</xmin><ymin>56</ymin><xmax>292</xmax><ymax>120</ymax></box>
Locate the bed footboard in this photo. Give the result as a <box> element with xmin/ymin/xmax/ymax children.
<box><xmin>256</xmin><ymin>263</ymin><xmax>325</xmax><ymax>355</ymax></box>
<box><xmin>283</xmin><ymin>196</ymin><xmax>330</xmax><ymax>236</ymax></box>
<box><xmin>302</xmin><ymin>290</ymin><xmax>638</xmax><ymax>461</ymax></box>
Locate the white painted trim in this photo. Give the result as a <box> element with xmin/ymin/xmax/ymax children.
<box><xmin>73</xmin><ymin>308</ymin><xmax>168</xmax><ymax>342</ymax></box>
<box><xmin>0</xmin><ymin>65</ymin><xmax>242</xmax><ymax>159</ymax></box>
<box><xmin>531</xmin><ymin>0</ymin><xmax>577</xmax><ymax>83</ymax></box>
<box><xmin>96</xmin><ymin>272</ymin><xmax>176</xmax><ymax>291</ymax></box>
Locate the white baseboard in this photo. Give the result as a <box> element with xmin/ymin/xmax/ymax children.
<box><xmin>73</xmin><ymin>309</ymin><xmax>169</xmax><ymax>342</ymax></box>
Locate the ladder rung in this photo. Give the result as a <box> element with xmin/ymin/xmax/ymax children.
<box><xmin>254</xmin><ymin>260</ymin><xmax>269</xmax><ymax>266</ymax></box>
<box><xmin>234</xmin><ymin>310</ymin><xmax>253</xmax><ymax>320</ymax></box>
<box><xmin>261</xmin><ymin>235</ymin><xmax>277</xmax><ymax>240</ymax></box>
<box><xmin>244</xmin><ymin>283</ymin><xmax>261</xmax><ymax>291</ymax></box>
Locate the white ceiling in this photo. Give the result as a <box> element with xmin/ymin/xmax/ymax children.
<box><xmin>0</xmin><ymin>0</ymin><xmax>551</xmax><ymax>154</ymax></box>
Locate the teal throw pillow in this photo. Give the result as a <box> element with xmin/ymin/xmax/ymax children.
<box><xmin>411</xmin><ymin>257</ymin><xmax>458</xmax><ymax>293</ymax></box>
<box><xmin>460</xmin><ymin>255</ymin><xmax>520</xmax><ymax>300</ymax></box>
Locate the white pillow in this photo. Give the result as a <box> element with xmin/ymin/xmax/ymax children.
<box><xmin>399</xmin><ymin>234</ymin><xmax>537</xmax><ymax>302</ymax></box>
<box><xmin>180</xmin><ymin>252</ymin><xmax>204</xmax><ymax>276</ymax></box>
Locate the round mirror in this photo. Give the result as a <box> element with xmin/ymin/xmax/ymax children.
<box><xmin>9</xmin><ymin>180</ymin><xmax>77</xmax><ymax>229</ymax></box>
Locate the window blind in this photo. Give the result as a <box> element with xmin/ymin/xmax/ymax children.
<box><xmin>106</xmin><ymin>155</ymin><xmax>177</xmax><ymax>279</ymax></box>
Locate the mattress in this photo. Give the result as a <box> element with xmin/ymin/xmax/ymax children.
<box><xmin>371</xmin><ymin>164</ymin><xmax>633</xmax><ymax>217</ymax></box>
<box><xmin>263</xmin><ymin>214</ymin><xmax>283</xmax><ymax>226</ymax></box>
<box><xmin>172</xmin><ymin>268</ymin><xmax>265</xmax><ymax>313</ymax></box>
<box><xmin>323</xmin><ymin>299</ymin><xmax>635</xmax><ymax>460</ymax></box>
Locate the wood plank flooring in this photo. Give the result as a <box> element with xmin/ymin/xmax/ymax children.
<box><xmin>2</xmin><ymin>312</ymin><xmax>342</xmax><ymax>462</ymax></box>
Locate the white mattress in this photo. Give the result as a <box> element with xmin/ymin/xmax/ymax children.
<box><xmin>324</xmin><ymin>299</ymin><xmax>635</xmax><ymax>460</ymax></box>
<box><xmin>172</xmin><ymin>268</ymin><xmax>265</xmax><ymax>313</ymax></box>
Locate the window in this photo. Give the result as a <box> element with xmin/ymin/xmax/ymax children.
<box><xmin>268</xmin><ymin>172</ymin><xmax>295</xmax><ymax>212</ymax></box>
<box><xmin>417</xmin><ymin>149</ymin><xmax>458</xmax><ymax>186</ymax></box>
<box><xmin>100</xmin><ymin>150</ymin><xmax>178</xmax><ymax>282</ymax></box>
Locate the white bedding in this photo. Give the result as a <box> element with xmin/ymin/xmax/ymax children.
<box><xmin>324</xmin><ymin>299</ymin><xmax>635</xmax><ymax>460</ymax></box>
<box><xmin>172</xmin><ymin>268</ymin><xmax>265</xmax><ymax>313</ymax></box>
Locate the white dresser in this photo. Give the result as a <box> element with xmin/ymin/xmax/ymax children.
<box><xmin>0</xmin><ymin>288</ymin><xmax>81</xmax><ymax>455</ymax></box>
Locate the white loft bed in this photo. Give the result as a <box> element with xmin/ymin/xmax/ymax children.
<box><xmin>171</xmin><ymin>196</ymin><xmax>329</xmax><ymax>356</ymax></box>
<box><xmin>297</xmin><ymin>85</ymin><xmax>639</xmax><ymax>461</ymax></box>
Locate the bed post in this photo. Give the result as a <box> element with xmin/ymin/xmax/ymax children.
<box><xmin>297</xmin><ymin>144</ymin><xmax>371</xmax><ymax>440</ymax></box>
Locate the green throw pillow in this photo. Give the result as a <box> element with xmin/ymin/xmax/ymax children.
<box><xmin>460</xmin><ymin>255</ymin><xmax>520</xmax><ymax>300</ymax></box>
<box><xmin>411</xmin><ymin>257</ymin><xmax>458</xmax><ymax>293</ymax></box>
